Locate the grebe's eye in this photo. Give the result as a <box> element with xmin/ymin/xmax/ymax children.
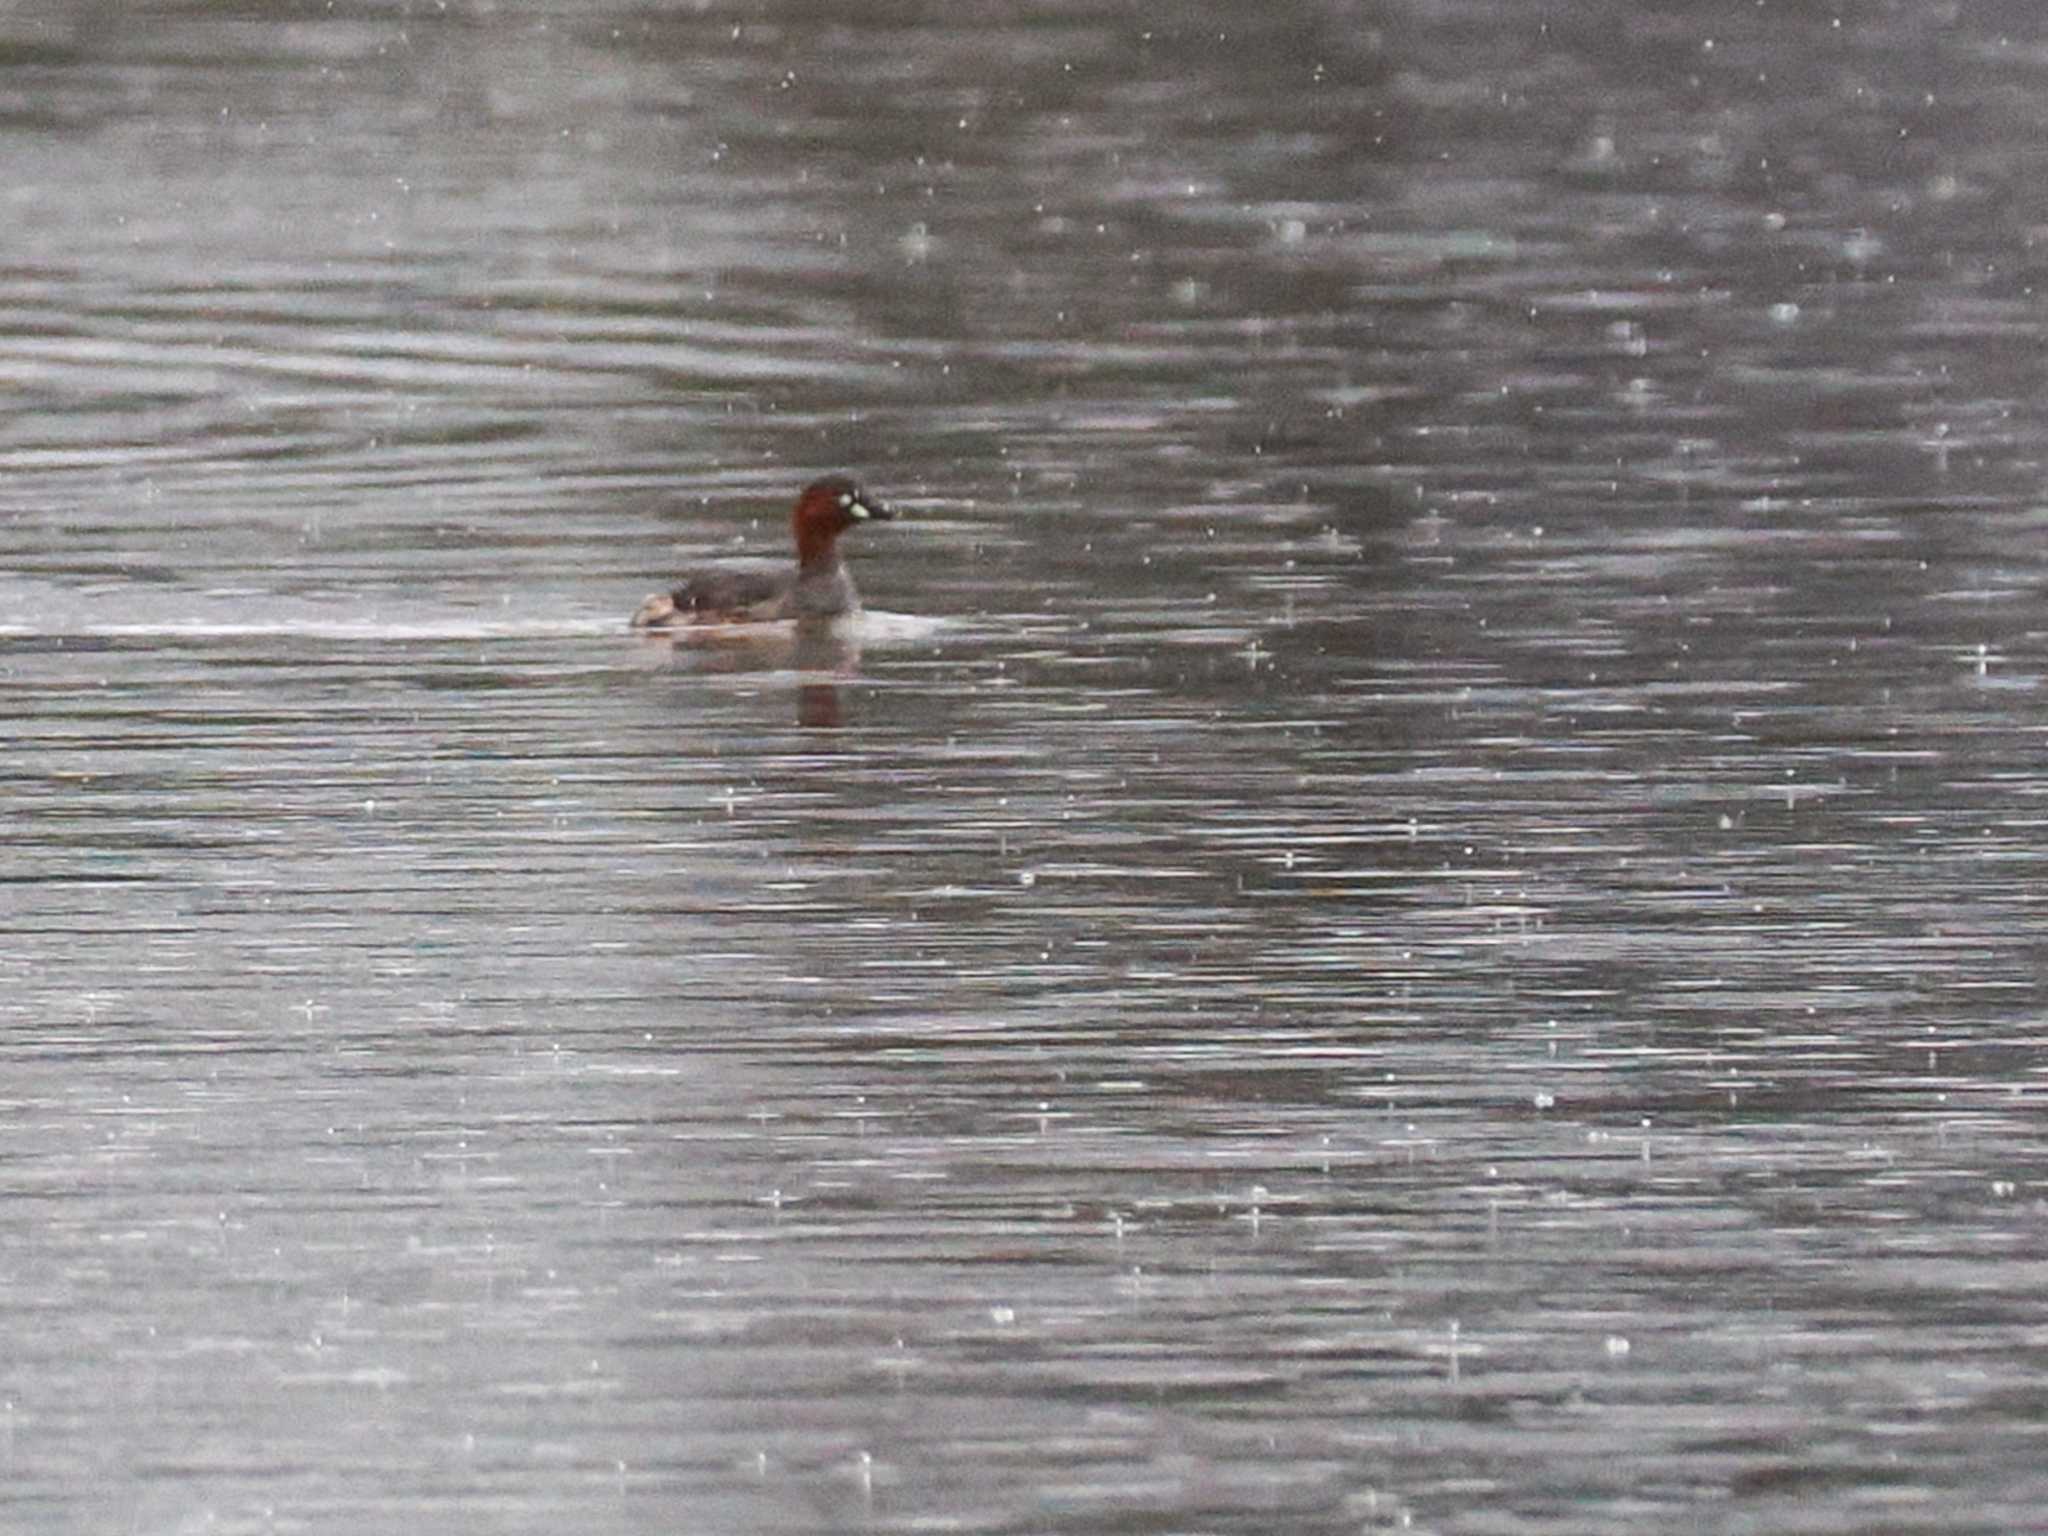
<box><xmin>838</xmin><ymin>492</ymin><xmax>854</xmax><ymax>509</ymax></box>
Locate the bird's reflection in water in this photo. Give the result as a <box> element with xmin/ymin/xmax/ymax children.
<box><xmin>793</xmin><ymin>623</ymin><xmax>856</xmax><ymax>728</ymax></box>
<box><xmin>635</xmin><ymin>619</ymin><xmax>863</xmax><ymax>728</ymax></box>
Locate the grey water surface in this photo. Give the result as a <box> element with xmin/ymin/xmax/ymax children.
<box><xmin>6</xmin><ymin>1</ymin><xmax>2048</xmax><ymax>1532</ymax></box>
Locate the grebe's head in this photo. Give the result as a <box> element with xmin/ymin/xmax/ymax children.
<box><xmin>792</xmin><ymin>475</ymin><xmax>894</xmax><ymax>565</ymax></box>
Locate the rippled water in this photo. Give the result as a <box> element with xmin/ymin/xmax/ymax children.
<box><xmin>7</xmin><ymin>2</ymin><xmax>2048</xmax><ymax>1532</ymax></box>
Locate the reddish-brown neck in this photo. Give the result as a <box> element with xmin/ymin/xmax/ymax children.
<box><xmin>793</xmin><ymin>500</ymin><xmax>845</xmax><ymax>570</ymax></box>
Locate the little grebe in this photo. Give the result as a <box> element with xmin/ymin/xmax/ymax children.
<box><xmin>631</xmin><ymin>475</ymin><xmax>896</xmax><ymax>629</ymax></box>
